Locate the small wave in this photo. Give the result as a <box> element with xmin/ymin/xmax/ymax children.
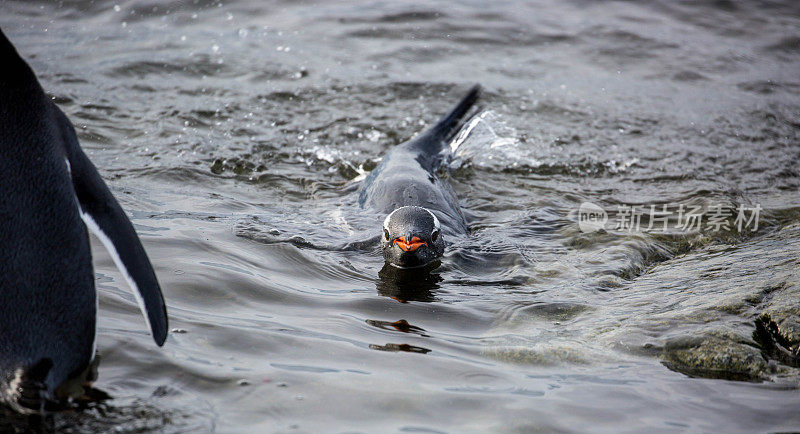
<box><xmin>449</xmin><ymin>110</ymin><xmax>639</xmax><ymax>177</ymax></box>
<box><xmin>106</xmin><ymin>55</ymin><xmax>231</xmax><ymax>79</ymax></box>
<box><xmin>738</xmin><ymin>80</ymin><xmax>800</xmax><ymax>95</ymax></box>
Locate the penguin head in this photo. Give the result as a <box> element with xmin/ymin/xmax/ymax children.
<box><xmin>381</xmin><ymin>206</ymin><xmax>445</xmax><ymax>269</ymax></box>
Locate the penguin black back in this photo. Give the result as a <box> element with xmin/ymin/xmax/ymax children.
<box><xmin>0</xmin><ymin>29</ymin><xmax>167</xmax><ymax>412</ymax></box>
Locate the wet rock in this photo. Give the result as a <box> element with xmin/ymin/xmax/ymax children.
<box><xmin>662</xmin><ymin>334</ymin><xmax>767</xmax><ymax>381</ymax></box>
<box><xmin>758</xmin><ymin>280</ymin><xmax>800</xmax><ymax>351</ymax></box>
<box><xmin>482</xmin><ymin>344</ymin><xmax>598</xmax><ymax>366</ymax></box>
<box><xmin>657</xmin><ymin>225</ymin><xmax>800</xmax><ymax>381</ymax></box>
<box><xmin>511</xmin><ymin>302</ymin><xmax>593</xmax><ymax>323</ymax></box>
<box><xmin>592</xmin><ymin>223</ymin><xmax>800</xmax><ymax>382</ymax></box>
<box><xmin>755</xmin><ymin>315</ymin><xmax>800</xmax><ymax>370</ymax></box>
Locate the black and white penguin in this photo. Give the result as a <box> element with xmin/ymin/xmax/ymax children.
<box><xmin>358</xmin><ymin>85</ymin><xmax>481</xmax><ymax>268</ymax></box>
<box><xmin>0</xmin><ymin>29</ymin><xmax>168</xmax><ymax>413</ymax></box>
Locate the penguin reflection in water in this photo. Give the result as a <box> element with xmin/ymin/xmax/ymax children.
<box><xmin>359</xmin><ymin>85</ymin><xmax>480</xmax><ymax>276</ymax></box>
<box><xmin>0</xmin><ymin>30</ymin><xmax>168</xmax><ymax>413</ymax></box>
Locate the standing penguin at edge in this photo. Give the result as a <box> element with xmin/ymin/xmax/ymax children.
<box><xmin>358</xmin><ymin>85</ymin><xmax>481</xmax><ymax>269</ymax></box>
<box><xmin>0</xmin><ymin>29</ymin><xmax>168</xmax><ymax>413</ymax></box>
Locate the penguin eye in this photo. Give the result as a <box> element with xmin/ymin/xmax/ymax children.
<box><xmin>431</xmin><ymin>229</ymin><xmax>439</xmax><ymax>242</ymax></box>
<box><xmin>384</xmin><ymin>228</ymin><xmax>390</xmax><ymax>240</ymax></box>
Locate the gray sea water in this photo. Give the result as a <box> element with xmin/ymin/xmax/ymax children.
<box><xmin>2</xmin><ymin>0</ymin><xmax>800</xmax><ymax>431</ymax></box>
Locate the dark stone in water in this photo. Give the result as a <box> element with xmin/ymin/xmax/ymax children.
<box><xmin>662</xmin><ymin>333</ymin><xmax>768</xmax><ymax>381</ymax></box>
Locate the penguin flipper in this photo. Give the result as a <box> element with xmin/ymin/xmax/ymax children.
<box><xmin>430</xmin><ymin>84</ymin><xmax>482</xmax><ymax>144</ymax></box>
<box><xmin>410</xmin><ymin>84</ymin><xmax>482</xmax><ymax>155</ymax></box>
<box><xmin>60</xmin><ymin>113</ymin><xmax>168</xmax><ymax>346</ymax></box>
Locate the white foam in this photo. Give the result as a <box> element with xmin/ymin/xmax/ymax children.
<box><xmin>450</xmin><ymin>112</ymin><xmax>486</xmax><ymax>153</ymax></box>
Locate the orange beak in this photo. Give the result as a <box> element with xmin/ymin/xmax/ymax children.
<box><xmin>394</xmin><ymin>236</ymin><xmax>427</xmax><ymax>252</ymax></box>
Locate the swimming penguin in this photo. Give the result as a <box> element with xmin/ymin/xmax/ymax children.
<box><xmin>358</xmin><ymin>85</ymin><xmax>481</xmax><ymax>268</ymax></box>
<box><xmin>0</xmin><ymin>29</ymin><xmax>168</xmax><ymax>413</ymax></box>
